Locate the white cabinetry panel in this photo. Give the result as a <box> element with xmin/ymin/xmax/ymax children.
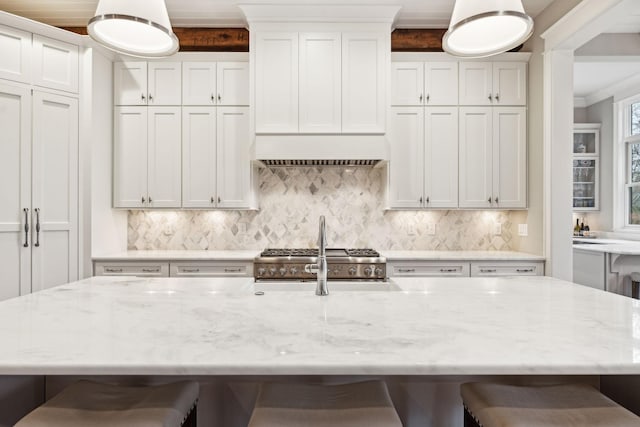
<box><xmin>114</xmin><ymin>62</ymin><xmax>147</xmax><ymax>106</ymax></box>
<box><xmin>32</xmin><ymin>35</ymin><xmax>78</xmax><ymax>93</ymax></box>
<box><xmin>0</xmin><ymin>24</ymin><xmax>31</xmax><ymax>84</ymax></box>
<box><xmin>94</xmin><ymin>262</ymin><xmax>169</xmax><ymax>277</ymax></box>
<box><xmin>425</xmin><ymin>62</ymin><xmax>458</xmax><ymax>105</ymax></box>
<box><xmin>459</xmin><ymin>107</ymin><xmax>493</xmax><ymax>208</ymax></box>
<box><xmin>255</xmin><ymin>32</ymin><xmax>299</xmax><ymax>133</ymax></box>
<box><xmin>492</xmin><ymin>62</ymin><xmax>527</xmax><ymax>106</ymax></box>
<box><xmin>31</xmin><ymin>91</ymin><xmax>78</xmax><ymax>292</ymax></box>
<box><xmin>147</xmin><ymin>107</ymin><xmax>182</xmax><ymax>208</ymax></box>
<box><xmin>182</xmin><ymin>107</ymin><xmax>217</xmax><ymax>208</ymax></box>
<box><xmin>217</xmin><ymin>107</ymin><xmax>251</xmax><ymax>208</ymax></box>
<box><xmin>342</xmin><ymin>32</ymin><xmax>385</xmax><ymax>133</ymax></box>
<box><xmin>114</xmin><ymin>107</ymin><xmax>148</xmax><ymax>208</ymax></box>
<box><xmin>390</xmin><ymin>62</ymin><xmax>423</xmax><ymax>106</ymax></box>
<box><xmin>424</xmin><ymin>107</ymin><xmax>458</xmax><ymax>208</ymax></box>
<box><xmin>388</xmin><ymin>107</ymin><xmax>424</xmax><ymax>208</ymax></box>
<box><xmin>493</xmin><ymin>107</ymin><xmax>527</xmax><ymax>208</ymax></box>
<box><xmin>299</xmin><ymin>32</ymin><xmax>341</xmax><ymax>133</ymax></box>
<box><xmin>182</xmin><ymin>62</ymin><xmax>216</xmax><ymax>106</ymax></box>
<box><xmin>459</xmin><ymin>62</ymin><xmax>492</xmax><ymax>105</ymax></box>
<box><xmin>217</xmin><ymin>62</ymin><xmax>249</xmax><ymax>106</ymax></box>
<box><xmin>147</xmin><ymin>62</ymin><xmax>181</xmax><ymax>105</ymax></box>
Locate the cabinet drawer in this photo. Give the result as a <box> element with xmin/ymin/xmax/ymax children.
<box><xmin>390</xmin><ymin>262</ymin><xmax>470</xmax><ymax>277</ymax></box>
<box><xmin>170</xmin><ymin>262</ymin><xmax>252</xmax><ymax>277</ymax></box>
<box><xmin>470</xmin><ymin>262</ymin><xmax>543</xmax><ymax>277</ymax></box>
<box><xmin>94</xmin><ymin>262</ymin><xmax>169</xmax><ymax>277</ymax></box>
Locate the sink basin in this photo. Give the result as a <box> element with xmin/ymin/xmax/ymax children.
<box><xmin>253</xmin><ymin>281</ymin><xmax>401</xmax><ymax>293</ymax></box>
<box><xmin>573</xmin><ymin>240</ymin><xmax>605</xmax><ymax>245</ymax></box>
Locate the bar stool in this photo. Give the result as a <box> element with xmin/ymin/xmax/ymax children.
<box><xmin>248</xmin><ymin>380</ymin><xmax>402</xmax><ymax>427</ymax></box>
<box><xmin>461</xmin><ymin>382</ymin><xmax>640</xmax><ymax>427</ymax></box>
<box><xmin>15</xmin><ymin>380</ymin><xmax>199</xmax><ymax>427</ymax></box>
<box><xmin>630</xmin><ymin>272</ymin><xmax>640</xmax><ymax>299</ymax></box>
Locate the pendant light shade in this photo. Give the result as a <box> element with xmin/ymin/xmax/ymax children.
<box><xmin>87</xmin><ymin>0</ymin><xmax>179</xmax><ymax>57</ymax></box>
<box><xmin>442</xmin><ymin>0</ymin><xmax>534</xmax><ymax>58</ymax></box>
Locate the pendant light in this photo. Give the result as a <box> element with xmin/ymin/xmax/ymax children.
<box><xmin>442</xmin><ymin>0</ymin><xmax>534</xmax><ymax>58</ymax></box>
<box><xmin>87</xmin><ymin>0</ymin><xmax>179</xmax><ymax>57</ymax></box>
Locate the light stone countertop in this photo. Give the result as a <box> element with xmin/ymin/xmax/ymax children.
<box><xmin>0</xmin><ymin>275</ymin><xmax>638</xmax><ymax>375</ymax></box>
<box><xmin>381</xmin><ymin>250</ymin><xmax>545</xmax><ymax>261</ymax></box>
<box><xmin>92</xmin><ymin>250</ymin><xmax>261</xmax><ymax>261</ymax></box>
<box><xmin>573</xmin><ymin>238</ymin><xmax>640</xmax><ymax>256</ymax></box>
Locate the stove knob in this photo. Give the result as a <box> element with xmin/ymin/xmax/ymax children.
<box><xmin>364</xmin><ymin>267</ymin><xmax>373</xmax><ymax>277</ymax></box>
<box><xmin>279</xmin><ymin>267</ymin><xmax>287</xmax><ymax>276</ymax></box>
<box><xmin>269</xmin><ymin>268</ymin><xmax>276</xmax><ymax>276</ymax></box>
<box><xmin>257</xmin><ymin>267</ymin><xmax>266</xmax><ymax>276</ymax></box>
<box><xmin>348</xmin><ymin>267</ymin><xmax>357</xmax><ymax>276</ymax></box>
<box><xmin>375</xmin><ymin>268</ymin><xmax>383</xmax><ymax>276</ymax></box>
<box><xmin>290</xmin><ymin>267</ymin><xmax>298</xmax><ymax>275</ymax></box>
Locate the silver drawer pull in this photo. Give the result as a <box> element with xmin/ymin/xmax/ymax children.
<box><xmin>398</xmin><ymin>268</ymin><xmax>416</xmax><ymax>273</ymax></box>
<box><xmin>224</xmin><ymin>268</ymin><xmax>243</xmax><ymax>273</ymax></box>
<box><xmin>516</xmin><ymin>268</ymin><xmax>534</xmax><ymax>273</ymax></box>
<box><xmin>105</xmin><ymin>268</ymin><xmax>123</xmax><ymax>273</ymax></box>
<box><xmin>142</xmin><ymin>268</ymin><xmax>160</xmax><ymax>273</ymax></box>
<box><xmin>440</xmin><ymin>268</ymin><xmax>458</xmax><ymax>273</ymax></box>
<box><xmin>480</xmin><ymin>269</ymin><xmax>497</xmax><ymax>273</ymax></box>
<box><xmin>182</xmin><ymin>268</ymin><xmax>200</xmax><ymax>273</ymax></box>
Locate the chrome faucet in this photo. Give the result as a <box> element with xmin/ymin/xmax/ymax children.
<box><xmin>304</xmin><ymin>216</ymin><xmax>329</xmax><ymax>296</ymax></box>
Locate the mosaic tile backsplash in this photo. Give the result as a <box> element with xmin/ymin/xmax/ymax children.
<box><xmin>128</xmin><ymin>167</ymin><xmax>515</xmax><ymax>250</ymax></box>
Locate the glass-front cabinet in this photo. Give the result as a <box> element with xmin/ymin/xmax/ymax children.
<box><xmin>573</xmin><ymin>123</ymin><xmax>600</xmax><ymax>211</ymax></box>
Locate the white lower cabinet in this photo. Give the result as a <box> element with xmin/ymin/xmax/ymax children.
<box><xmin>94</xmin><ymin>262</ymin><xmax>169</xmax><ymax>277</ymax></box>
<box><xmin>470</xmin><ymin>262</ymin><xmax>543</xmax><ymax>277</ymax></box>
<box><xmin>0</xmin><ymin>82</ymin><xmax>79</xmax><ymax>301</ymax></box>
<box><xmin>170</xmin><ymin>261</ymin><xmax>252</xmax><ymax>277</ymax></box>
<box><xmin>388</xmin><ymin>260</ymin><xmax>544</xmax><ymax>278</ymax></box>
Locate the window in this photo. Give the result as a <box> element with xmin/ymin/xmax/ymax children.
<box><xmin>621</xmin><ymin>97</ymin><xmax>640</xmax><ymax>228</ymax></box>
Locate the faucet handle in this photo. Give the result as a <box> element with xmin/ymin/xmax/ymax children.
<box><xmin>318</xmin><ymin>215</ymin><xmax>327</xmax><ymax>249</ymax></box>
<box><xmin>305</xmin><ymin>264</ymin><xmax>319</xmax><ymax>274</ymax></box>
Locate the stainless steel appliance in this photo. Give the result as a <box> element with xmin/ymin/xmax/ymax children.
<box><xmin>254</xmin><ymin>248</ymin><xmax>386</xmax><ymax>281</ymax></box>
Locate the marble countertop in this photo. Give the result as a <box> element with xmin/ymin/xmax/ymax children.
<box><xmin>573</xmin><ymin>238</ymin><xmax>640</xmax><ymax>255</ymax></box>
<box><xmin>381</xmin><ymin>250</ymin><xmax>545</xmax><ymax>261</ymax></box>
<box><xmin>92</xmin><ymin>250</ymin><xmax>261</xmax><ymax>261</ymax></box>
<box><xmin>0</xmin><ymin>275</ymin><xmax>638</xmax><ymax>375</ymax></box>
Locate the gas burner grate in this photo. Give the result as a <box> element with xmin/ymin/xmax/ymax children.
<box><xmin>259</xmin><ymin>248</ymin><xmax>380</xmax><ymax>257</ymax></box>
<box><xmin>345</xmin><ymin>248</ymin><xmax>380</xmax><ymax>257</ymax></box>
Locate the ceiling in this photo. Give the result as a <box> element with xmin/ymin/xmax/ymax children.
<box><xmin>0</xmin><ymin>0</ymin><xmax>555</xmax><ymax>28</ymax></box>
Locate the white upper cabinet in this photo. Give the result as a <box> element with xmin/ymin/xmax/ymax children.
<box><xmin>0</xmin><ymin>24</ymin><xmax>31</xmax><ymax>84</ymax></box>
<box><xmin>342</xmin><ymin>32</ymin><xmax>386</xmax><ymax>133</ymax></box>
<box><xmin>217</xmin><ymin>107</ymin><xmax>251</xmax><ymax>208</ymax></box>
<box><xmin>114</xmin><ymin>61</ymin><xmax>181</xmax><ymax>105</ymax></box>
<box><xmin>147</xmin><ymin>107</ymin><xmax>182</xmax><ymax>207</ymax></box>
<box><xmin>147</xmin><ymin>62</ymin><xmax>181</xmax><ymax>105</ymax></box>
<box><xmin>459</xmin><ymin>61</ymin><xmax>526</xmax><ymax>106</ymax></box>
<box><xmin>32</xmin><ymin>35</ymin><xmax>78</xmax><ymax>93</ymax></box>
<box><xmin>388</xmin><ymin>107</ymin><xmax>424</xmax><ymax>209</ymax></box>
<box><xmin>182</xmin><ymin>107</ymin><xmax>217</xmax><ymax>208</ymax></box>
<box><xmin>424</xmin><ymin>62</ymin><xmax>458</xmax><ymax>105</ymax></box>
<box><xmin>299</xmin><ymin>32</ymin><xmax>341</xmax><ymax>133</ymax></box>
<box><xmin>217</xmin><ymin>62</ymin><xmax>249</xmax><ymax>106</ymax></box>
<box><xmin>113</xmin><ymin>107</ymin><xmax>148</xmax><ymax>208</ymax></box>
<box><xmin>390</xmin><ymin>62</ymin><xmax>423</xmax><ymax>106</ymax></box>
<box><xmin>459</xmin><ymin>106</ymin><xmax>527</xmax><ymax>209</ymax></box>
<box><xmin>255</xmin><ymin>32</ymin><xmax>299</xmax><ymax>133</ymax></box>
<box><xmin>424</xmin><ymin>107</ymin><xmax>458</xmax><ymax>208</ymax></box>
<box><xmin>183</xmin><ymin>62</ymin><xmax>249</xmax><ymax>106</ymax></box>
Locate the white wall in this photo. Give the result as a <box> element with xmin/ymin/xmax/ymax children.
<box><xmin>91</xmin><ymin>50</ymin><xmax>127</xmax><ymax>256</ymax></box>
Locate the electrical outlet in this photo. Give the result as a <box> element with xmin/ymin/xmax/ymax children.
<box><xmin>426</xmin><ymin>223</ymin><xmax>436</xmax><ymax>235</ymax></box>
<box><xmin>493</xmin><ymin>222</ymin><xmax>502</xmax><ymax>235</ymax></box>
<box><xmin>518</xmin><ymin>224</ymin><xmax>528</xmax><ymax>236</ymax></box>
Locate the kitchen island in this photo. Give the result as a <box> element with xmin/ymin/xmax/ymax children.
<box><xmin>1</xmin><ymin>276</ymin><xmax>639</xmax><ymax>426</ymax></box>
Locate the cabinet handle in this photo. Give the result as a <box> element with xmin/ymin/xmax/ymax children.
<box><xmin>419</xmin><ymin>94</ymin><xmax>423</xmax><ymax>102</ymax></box>
<box><xmin>211</xmin><ymin>94</ymin><xmax>215</xmax><ymax>103</ymax></box>
<box><xmin>426</xmin><ymin>94</ymin><xmax>430</xmax><ymax>103</ymax></box>
<box><xmin>218</xmin><ymin>196</ymin><xmax>221</xmax><ymax>203</ymax></box>
<box><xmin>419</xmin><ymin>197</ymin><xmax>423</xmax><ymax>204</ymax></box>
<box><xmin>148</xmin><ymin>93</ymin><xmax>153</xmax><ymax>102</ymax></box>
<box><xmin>440</xmin><ymin>268</ymin><xmax>458</xmax><ymax>273</ymax></box>
<box><xmin>211</xmin><ymin>196</ymin><xmax>215</xmax><ymax>203</ymax></box>
<box><xmin>105</xmin><ymin>268</ymin><xmax>123</xmax><ymax>273</ymax></box>
<box><xmin>488</xmin><ymin>197</ymin><xmax>492</xmax><ymax>203</ymax></box>
<box><xmin>141</xmin><ymin>93</ymin><xmax>146</xmax><ymax>102</ymax></box>
<box><xmin>218</xmin><ymin>94</ymin><xmax>221</xmax><ymax>102</ymax></box>
<box><xmin>398</xmin><ymin>268</ymin><xmax>415</xmax><ymax>273</ymax></box>
<box><xmin>426</xmin><ymin>196</ymin><xmax>430</xmax><ymax>203</ymax></box>
<box><xmin>495</xmin><ymin>93</ymin><xmax>500</xmax><ymax>102</ymax></box>
<box><xmin>182</xmin><ymin>268</ymin><xmax>200</xmax><ymax>273</ymax></box>
<box><xmin>34</xmin><ymin>208</ymin><xmax>40</xmax><ymax>247</ymax></box>
<box><xmin>495</xmin><ymin>197</ymin><xmax>499</xmax><ymax>203</ymax></box>
<box><xmin>141</xmin><ymin>196</ymin><xmax>146</xmax><ymax>204</ymax></box>
<box><xmin>224</xmin><ymin>268</ymin><xmax>243</xmax><ymax>273</ymax></box>
<box><xmin>148</xmin><ymin>196</ymin><xmax>153</xmax><ymax>203</ymax></box>
<box><xmin>516</xmin><ymin>268</ymin><xmax>534</xmax><ymax>273</ymax></box>
<box><xmin>142</xmin><ymin>268</ymin><xmax>160</xmax><ymax>273</ymax></box>
<box><xmin>23</xmin><ymin>208</ymin><xmax>29</xmax><ymax>248</ymax></box>
<box><xmin>488</xmin><ymin>94</ymin><xmax>493</xmax><ymax>102</ymax></box>
<box><xmin>481</xmin><ymin>268</ymin><xmax>497</xmax><ymax>273</ymax></box>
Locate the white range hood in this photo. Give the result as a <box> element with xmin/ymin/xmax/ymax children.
<box><xmin>240</xmin><ymin>3</ymin><xmax>399</xmax><ymax>166</ymax></box>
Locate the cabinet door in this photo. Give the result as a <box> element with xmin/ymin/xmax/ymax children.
<box><xmin>182</xmin><ymin>107</ymin><xmax>217</xmax><ymax>208</ymax></box>
<box><xmin>147</xmin><ymin>62</ymin><xmax>181</xmax><ymax>105</ymax></box>
<box><xmin>31</xmin><ymin>91</ymin><xmax>78</xmax><ymax>292</ymax></box>
<box><xmin>299</xmin><ymin>33</ymin><xmax>341</xmax><ymax>133</ymax></box>
<box><xmin>114</xmin><ymin>62</ymin><xmax>148</xmax><ymax>105</ymax></box>
<box><xmin>217</xmin><ymin>107</ymin><xmax>251</xmax><ymax>208</ymax></box>
<box><xmin>492</xmin><ymin>62</ymin><xmax>526</xmax><ymax>106</ymax></box>
<box><xmin>493</xmin><ymin>107</ymin><xmax>527</xmax><ymax>208</ymax></box>
<box><xmin>459</xmin><ymin>107</ymin><xmax>493</xmax><ymax>208</ymax></box>
<box><xmin>425</xmin><ymin>62</ymin><xmax>458</xmax><ymax>105</ymax></box>
<box><xmin>342</xmin><ymin>32</ymin><xmax>386</xmax><ymax>133</ymax></box>
<box><xmin>0</xmin><ymin>24</ymin><xmax>31</xmax><ymax>84</ymax></box>
<box><xmin>94</xmin><ymin>262</ymin><xmax>169</xmax><ymax>277</ymax></box>
<box><xmin>255</xmin><ymin>32</ymin><xmax>298</xmax><ymax>133</ymax></box>
<box><xmin>32</xmin><ymin>35</ymin><xmax>78</xmax><ymax>93</ymax></box>
<box><xmin>147</xmin><ymin>107</ymin><xmax>182</xmax><ymax>207</ymax></box>
<box><xmin>387</xmin><ymin>107</ymin><xmax>424</xmax><ymax>209</ymax></box>
<box><xmin>390</xmin><ymin>62</ymin><xmax>423</xmax><ymax>106</ymax></box>
<box><xmin>114</xmin><ymin>107</ymin><xmax>148</xmax><ymax>208</ymax></box>
<box><xmin>0</xmin><ymin>83</ymin><xmax>31</xmax><ymax>300</ymax></box>
<box><xmin>424</xmin><ymin>107</ymin><xmax>458</xmax><ymax>208</ymax></box>
<box><xmin>459</xmin><ymin>62</ymin><xmax>492</xmax><ymax>105</ymax></box>
<box><xmin>182</xmin><ymin>62</ymin><xmax>216</xmax><ymax>106</ymax></box>
<box><xmin>217</xmin><ymin>62</ymin><xmax>249</xmax><ymax>106</ymax></box>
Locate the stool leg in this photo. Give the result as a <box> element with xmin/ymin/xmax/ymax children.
<box><xmin>182</xmin><ymin>403</ymin><xmax>197</xmax><ymax>427</ymax></box>
<box><xmin>633</xmin><ymin>282</ymin><xmax>639</xmax><ymax>300</ymax></box>
<box><xmin>464</xmin><ymin>407</ymin><xmax>481</xmax><ymax>427</ymax></box>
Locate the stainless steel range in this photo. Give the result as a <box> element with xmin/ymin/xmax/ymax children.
<box><xmin>254</xmin><ymin>248</ymin><xmax>386</xmax><ymax>281</ymax></box>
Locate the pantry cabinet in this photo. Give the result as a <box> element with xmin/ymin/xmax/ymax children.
<box><xmin>459</xmin><ymin>107</ymin><xmax>527</xmax><ymax>209</ymax></box>
<box><xmin>32</xmin><ymin>35</ymin><xmax>79</xmax><ymax>93</ymax></box>
<box><xmin>459</xmin><ymin>62</ymin><xmax>526</xmax><ymax>106</ymax></box>
<box><xmin>114</xmin><ymin>61</ymin><xmax>181</xmax><ymax>106</ymax></box>
<box><xmin>182</xmin><ymin>61</ymin><xmax>249</xmax><ymax>106</ymax></box>
<box><xmin>390</xmin><ymin>61</ymin><xmax>458</xmax><ymax>106</ymax></box>
<box><xmin>0</xmin><ymin>24</ymin><xmax>31</xmax><ymax>84</ymax></box>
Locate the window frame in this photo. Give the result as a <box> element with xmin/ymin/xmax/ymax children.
<box><xmin>615</xmin><ymin>93</ymin><xmax>640</xmax><ymax>231</ymax></box>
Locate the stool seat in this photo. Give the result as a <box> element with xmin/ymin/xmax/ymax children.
<box><xmin>461</xmin><ymin>382</ymin><xmax>640</xmax><ymax>427</ymax></box>
<box><xmin>248</xmin><ymin>380</ymin><xmax>402</xmax><ymax>427</ymax></box>
<box><xmin>16</xmin><ymin>380</ymin><xmax>199</xmax><ymax>427</ymax></box>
